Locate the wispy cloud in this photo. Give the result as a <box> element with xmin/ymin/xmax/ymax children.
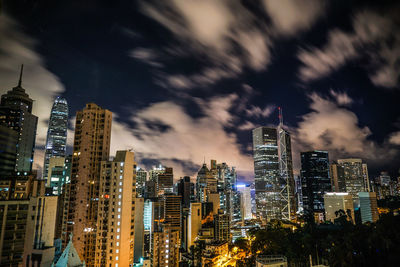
<box><xmin>298</xmin><ymin>9</ymin><xmax>400</xmax><ymax>88</ymax></box>
<box><xmin>110</xmin><ymin>94</ymin><xmax>254</xmax><ymax>179</ymax></box>
<box><xmin>134</xmin><ymin>0</ymin><xmax>325</xmax><ymax>90</ymax></box>
<box><xmin>262</xmin><ymin>0</ymin><xmax>326</xmax><ymax>36</ymax></box>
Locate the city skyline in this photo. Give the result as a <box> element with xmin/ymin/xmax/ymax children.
<box><xmin>1</xmin><ymin>1</ymin><xmax>400</xmax><ymax>181</ymax></box>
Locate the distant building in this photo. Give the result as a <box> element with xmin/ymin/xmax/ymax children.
<box><xmin>186</xmin><ymin>202</ymin><xmax>202</xmax><ymax>250</ymax></box>
<box><xmin>177</xmin><ymin>176</ymin><xmax>195</xmax><ymax>208</ymax></box>
<box><xmin>324</xmin><ymin>192</ymin><xmax>354</xmax><ymax>223</ymax></box>
<box><xmin>237</xmin><ymin>184</ymin><xmax>252</xmax><ymax>220</ymax></box>
<box><xmin>331</xmin><ymin>159</ymin><xmax>370</xmax><ymax>206</ymax></box>
<box><xmin>136</xmin><ymin>168</ymin><xmax>147</xmax><ymax>197</ymax></box>
<box><xmin>214</xmin><ymin>209</ymin><xmax>231</xmax><ymax>242</ymax></box>
<box><xmin>43</xmin><ymin>97</ymin><xmax>68</xmax><ymax>182</ymax></box>
<box><xmin>300</xmin><ymin>151</ymin><xmax>331</xmax><ymax>221</ymax></box>
<box><xmin>158</xmin><ymin>167</ymin><xmax>174</xmax><ymax>194</ymax></box>
<box><xmin>359</xmin><ymin>192</ymin><xmax>379</xmax><ymax>223</ymax></box>
<box><xmin>0</xmin><ymin>65</ymin><xmax>38</xmax><ymax>173</ymax></box>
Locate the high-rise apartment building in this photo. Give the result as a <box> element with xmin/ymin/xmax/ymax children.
<box><xmin>95</xmin><ymin>150</ymin><xmax>136</xmax><ymax>267</ymax></box>
<box><xmin>0</xmin><ymin>65</ymin><xmax>37</xmax><ymax>172</ymax></box>
<box><xmin>43</xmin><ymin>97</ymin><xmax>68</xmax><ymax>182</ymax></box>
<box><xmin>252</xmin><ymin>124</ymin><xmax>295</xmax><ymax>221</ymax></box>
<box><xmin>214</xmin><ymin>209</ymin><xmax>230</xmax><ymax>242</ymax></box>
<box><xmin>152</xmin><ymin>227</ymin><xmax>180</xmax><ymax>267</ymax></box>
<box><xmin>300</xmin><ymin>151</ymin><xmax>331</xmax><ymax>221</ymax></box>
<box><xmin>163</xmin><ymin>194</ymin><xmax>182</xmax><ymax>230</ymax></box>
<box><xmin>331</xmin><ymin>159</ymin><xmax>370</xmax><ymax>206</ymax></box>
<box><xmin>64</xmin><ymin>103</ymin><xmax>112</xmax><ymax>265</ymax></box>
<box><xmin>196</xmin><ymin>164</ymin><xmax>218</xmax><ymax>203</ymax></box>
<box><xmin>359</xmin><ymin>192</ymin><xmax>379</xmax><ymax>223</ymax></box>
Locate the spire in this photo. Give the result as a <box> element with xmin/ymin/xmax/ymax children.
<box><xmin>18</xmin><ymin>64</ymin><xmax>24</xmax><ymax>87</ymax></box>
<box><xmin>278</xmin><ymin>106</ymin><xmax>283</xmax><ymax>127</ymax></box>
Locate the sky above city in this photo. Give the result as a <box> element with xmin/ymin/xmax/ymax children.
<box><xmin>1</xmin><ymin>0</ymin><xmax>400</xmax><ymax>181</ymax></box>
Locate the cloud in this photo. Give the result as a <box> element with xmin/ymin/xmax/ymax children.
<box><xmin>298</xmin><ymin>9</ymin><xmax>400</xmax><ymax>88</ymax></box>
<box><xmin>389</xmin><ymin>132</ymin><xmax>400</xmax><ymax>145</ymax></box>
<box><xmin>238</xmin><ymin>121</ymin><xmax>257</xmax><ymax>131</ymax></box>
<box><xmin>139</xmin><ymin>0</ymin><xmax>272</xmax><ymax>89</ymax></box>
<box><xmin>110</xmin><ymin>94</ymin><xmax>254</xmax><ymax>180</ymax></box>
<box><xmin>129</xmin><ymin>47</ymin><xmax>163</xmax><ymax>67</ymax></box>
<box><xmin>291</xmin><ymin>92</ymin><xmax>399</xmax><ymax>172</ymax></box>
<box><xmin>245</xmin><ymin>105</ymin><xmax>275</xmax><ymax>118</ymax></box>
<box><xmin>0</xmin><ymin>15</ymin><xmax>65</xmax><ymax>174</ymax></box>
<box><xmin>329</xmin><ymin>89</ymin><xmax>353</xmax><ymax>106</ymax></box>
<box><xmin>262</xmin><ymin>0</ymin><xmax>325</xmax><ymax>36</ymax></box>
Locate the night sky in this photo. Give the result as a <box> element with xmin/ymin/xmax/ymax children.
<box><xmin>1</xmin><ymin>0</ymin><xmax>399</xmax><ymax>181</ymax></box>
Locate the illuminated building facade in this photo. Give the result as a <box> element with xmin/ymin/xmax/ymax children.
<box><xmin>95</xmin><ymin>150</ymin><xmax>136</xmax><ymax>267</ymax></box>
<box><xmin>64</xmin><ymin>103</ymin><xmax>112</xmax><ymax>265</ymax></box>
<box><xmin>324</xmin><ymin>192</ymin><xmax>354</xmax><ymax>223</ymax></box>
<box><xmin>43</xmin><ymin>97</ymin><xmax>68</xmax><ymax>182</ymax></box>
<box><xmin>359</xmin><ymin>192</ymin><xmax>379</xmax><ymax>223</ymax></box>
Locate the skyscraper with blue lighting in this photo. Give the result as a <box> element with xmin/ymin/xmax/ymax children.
<box><xmin>43</xmin><ymin>96</ymin><xmax>68</xmax><ymax>181</ymax></box>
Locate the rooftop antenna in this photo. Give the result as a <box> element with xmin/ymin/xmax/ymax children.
<box><xmin>203</xmin><ymin>156</ymin><xmax>205</xmax><ymax>165</ymax></box>
<box><xmin>18</xmin><ymin>64</ymin><xmax>24</xmax><ymax>87</ymax></box>
<box><xmin>278</xmin><ymin>106</ymin><xmax>283</xmax><ymax>127</ymax></box>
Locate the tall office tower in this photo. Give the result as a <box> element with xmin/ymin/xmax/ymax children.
<box><xmin>237</xmin><ymin>184</ymin><xmax>252</xmax><ymax>220</ymax></box>
<box><xmin>372</xmin><ymin>171</ymin><xmax>395</xmax><ymax>199</ymax></box>
<box><xmin>252</xmin><ymin>127</ymin><xmax>280</xmax><ymax>220</ymax></box>
<box><xmin>95</xmin><ymin>150</ymin><xmax>136</xmax><ymax>267</ymax></box>
<box><xmin>277</xmin><ymin>110</ymin><xmax>296</xmax><ymax>220</ymax></box>
<box><xmin>300</xmin><ymin>151</ymin><xmax>331</xmax><ymax>221</ymax></box>
<box><xmin>178</xmin><ymin>176</ymin><xmax>195</xmax><ymax>208</ymax></box>
<box><xmin>163</xmin><ymin>194</ymin><xmax>182</xmax><ymax>230</ymax></box>
<box><xmin>158</xmin><ymin>167</ymin><xmax>174</xmax><ymax>194</ymax></box>
<box><xmin>294</xmin><ymin>175</ymin><xmax>303</xmax><ymax>212</ymax></box>
<box><xmin>0</xmin><ymin>65</ymin><xmax>38</xmax><ymax>172</ymax></box>
<box><xmin>136</xmin><ymin>167</ymin><xmax>147</xmax><ymax>197</ymax></box>
<box><xmin>64</xmin><ymin>103</ymin><xmax>112</xmax><ymax>265</ymax></box>
<box><xmin>0</xmin><ymin>125</ymin><xmax>18</xmax><ymax>175</ymax></box>
<box><xmin>214</xmin><ymin>209</ymin><xmax>231</xmax><ymax>242</ymax></box>
<box><xmin>152</xmin><ymin>227</ymin><xmax>180</xmax><ymax>267</ymax></box>
<box><xmin>43</xmin><ymin>97</ymin><xmax>68</xmax><ymax>182</ymax></box>
<box><xmin>358</xmin><ymin>192</ymin><xmax>379</xmax><ymax>223</ymax></box>
<box><xmin>47</xmin><ymin>155</ymin><xmax>72</xmax><ymax>195</ymax></box>
<box><xmin>196</xmin><ymin>164</ymin><xmax>218</xmax><ymax>202</ymax></box>
<box><xmin>324</xmin><ymin>192</ymin><xmax>354</xmax><ymax>223</ymax></box>
<box><xmin>331</xmin><ymin>159</ymin><xmax>370</xmax><ymax>205</ymax></box>
<box><xmin>187</xmin><ymin>202</ymin><xmax>202</xmax><ymax>250</ymax></box>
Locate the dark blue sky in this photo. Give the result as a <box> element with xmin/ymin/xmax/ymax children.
<box><xmin>1</xmin><ymin>0</ymin><xmax>399</xmax><ymax>180</ymax></box>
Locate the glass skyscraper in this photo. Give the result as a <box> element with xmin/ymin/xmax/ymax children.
<box><xmin>300</xmin><ymin>151</ymin><xmax>331</xmax><ymax>221</ymax></box>
<box><xmin>43</xmin><ymin>96</ymin><xmax>68</xmax><ymax>181</ymax></box>
<box><xmin>252</xmin><ymin>127</ymin><xmax>280</xmax><ymax>220</ymax></box>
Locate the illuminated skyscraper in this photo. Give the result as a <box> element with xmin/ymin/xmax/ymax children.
<box><xmin>43</xmin><ymin>97</ymin><xmax>68</xmax><ymax>182</ymax></box>
<box><xmin>95</xmin><ymin>150</ymin><xmax>136</xmax><ymax>267</ymax></box>
<box><xmin>64</xmin><ymin>103</ymin><xmax>112</xmax><ymax>265</ymax></box>
<box><xmin>253</xmin><ymin>119</ymin><xmax>295</xmax><ymax>221</ymax></box>
<box><xmin>253</xmin><ymin>127</ymin><xmax>279</xmax><ymax>220</ymax></box>
<box><xmin>0</xmin><ymin>65</ymin><xmax>37</xmax><ymax>172</ymax></box>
